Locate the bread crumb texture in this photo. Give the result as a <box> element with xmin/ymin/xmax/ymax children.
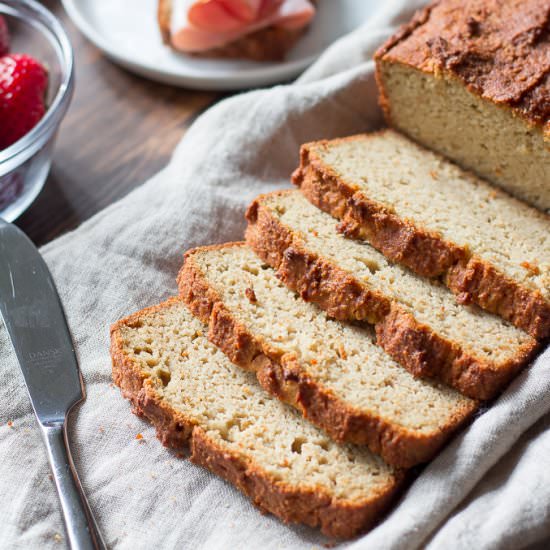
<box><xmin>258</xmin><ymin>190</ymin><xmax>534</xmax><ymax>364</ymax></box>
<box><xmin>116</xmin><ymin>300</ymin><xmax>397</xmax><ymax>502</ymax></box>
<box><xmin>191</xmin><ymin>244</ymin><xmax>475</xmax><ymax>435</ymax></box>
<box><xmin>309</xmin><ymin>131</ymin><xmax>549</xmax><ymax>299</ymax></box>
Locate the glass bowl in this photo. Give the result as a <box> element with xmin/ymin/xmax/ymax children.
<box><xmin>0</xmin><ymin>0</ymin><xmax>74</xmax><ymax>222</ymax></box>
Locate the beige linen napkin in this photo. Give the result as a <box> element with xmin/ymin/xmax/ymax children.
<box><xmin>1</xmin><ymin>1</ymin><xmax>549</xmax><ymax>548</ymax></box>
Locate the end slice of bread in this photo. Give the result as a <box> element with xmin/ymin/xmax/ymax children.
<box><xmin>292</xmin><ymin>129</ymin><xmax>550</xmax><ymax>340</ymax></box>
<box><xmin>110</xmin><ymin>298</ymin><xmax>402</xmax><ymax>539</ymax></box>
<box><xmin>178</xmin><ymin>243</ymin><xmax>477</xmax><ymax>468</ymax></box>
<box><xmin>245</xmin><ymin>190</ymin><xmax>538</xmax><ymax>400</ymax></box>
<box><xmin>158</xmin><ymin>0</ymin><xmax>312</xmax><ymax>62</ymax></box>
<box><xmin>374</xmin><ymin>0</ymin><xmax>550</xmax><ymax>211</ymax></box>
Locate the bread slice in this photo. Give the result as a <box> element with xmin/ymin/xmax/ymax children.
<box><xmin>110</xmin><ymin>298</ymin><xmax>402</xmax><ymax>539</ymax></box>
<box><xmin>245</xmin><ymin>190</ymin><xmax>538</xmax><ymax>400</ymax></box>
<box><xmin>178</xmin><ymin>243</ymin><xmax>477</xmax><ymax>468</ymax></box>
<box><xmin>374</xmin><ymin>0</ymin><xmax>550</xmax><ymax>211</ymax></box>
<box><xmin>292</xmin><ymin>129</ymin><xmax>550</xmax><ymax>340</ymax></box>
<box><xmin>158</xmin><ymin>0</ymin><xmax>313</xmax><ymax>62</ymax></box>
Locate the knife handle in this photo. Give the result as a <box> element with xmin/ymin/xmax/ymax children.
<box><xmin>42</xmin><ymin>422</ymin><xmax>106</xmax><ymax>550</ymax></box>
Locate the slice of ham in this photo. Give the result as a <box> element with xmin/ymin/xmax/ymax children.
<box><xmin>170</xmin><ymin>0</ymin><xmax>315</xmax><ymax>53</ymax></box>
<box><xmin>187</xmin><ymin>0</ymin><xmax>268</xmax><ymax>32</ymax></box>
<box><xmin>187</xmin><ymin>0</ymin><xmax>270</xmax><ymax>32</ymax></box>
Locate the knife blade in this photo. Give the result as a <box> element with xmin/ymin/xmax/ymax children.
<box><xmin>0</xmin><ymin>218</ymin><xmax>105</xmax><ymax>550</ymax></box>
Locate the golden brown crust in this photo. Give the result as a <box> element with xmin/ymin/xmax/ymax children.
<box><xmin>245</xmin><ymin>193</ymin><xmax>391</xmax><ymax>325</ymax></box>
<box><xmin>177</xmin><ymin>244</ymin><xmax>478</xmax><ymax>468</ymax></box>
<box><xmin>446</xmin><ymin>258</ymin><xmax>550</xmax><ymax>341</ymax></box>
<box><xmin>190</xmin><ymin>429</ymin><xmax>401</xmax><ymax>539</ymax></box>
<box><xmin>292</xmin><ymin>137</ymin><xmax>466</xmax><ymax>278</ymax></box>
<box><xmin>374</xmin><ymin>0</ymin><xmax>550</xmax><ymax>136</ymax></box>
<box><xmin>157</xmin><ymin>0</ymin><xmax>314</xmax><ymax>62</ymax></box>
<box><xmin>244</xmin><ymin>191</ymin><xmax>539</xmax><ymax>400</ymax></box>
<box><xmin>110</xmin><ymin>298</ymin><xmax>403</xmax><ymax>539</ymax></box>
<box><xmin>292</xmin><ymin>140</ymin><xmax>550</xmax><ymax>340</ymax></box>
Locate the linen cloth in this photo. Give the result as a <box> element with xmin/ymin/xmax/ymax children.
<box><xmin>1</xmin><ymin>0</ymin><xmax>549</xmax><ymax>548</ymax></box>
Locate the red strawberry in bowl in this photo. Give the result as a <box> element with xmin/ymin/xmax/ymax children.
<box><xmin>0</xmin><ymin>15</ymin><xmax>9</xmax><ymax>56</ymax></box>
<box><xmin>0</xmin><ymin>54</ymin><xmax>48</xmax><ymax>150</ymax></box>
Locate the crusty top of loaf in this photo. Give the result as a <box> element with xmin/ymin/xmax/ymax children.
<box><xmin>375</xmin><ymin>0</ymin><xmax>550</xmax><ymax>135</ymax></box>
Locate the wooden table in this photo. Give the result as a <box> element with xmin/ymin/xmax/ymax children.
<box><xmin>15</xmin><ymin>0</ymin><xmax>219</xmax><ymax>246</ymax></box>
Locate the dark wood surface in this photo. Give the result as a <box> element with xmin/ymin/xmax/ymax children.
<box><xmin>15</xmin><ymin>0</ymin><xmax>219</xmax><ymax>246</ymax></box>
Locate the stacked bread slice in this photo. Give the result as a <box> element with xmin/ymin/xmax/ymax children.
<box><xmin>110</xmin><ymin>6</ymin><xmax>550</xmax><ymax>542</ymax></box>
<box><xmin>111</xmin><ymin>299</ymin><xmax>402</xmax><ymax>538</ymax></box>
<box><xmin>245</xmin><ymin>190</ymin><xmax>538</xmax><ymax>400</ymax></box>
<box><xmin>111</xmin><ymin>129</ymin><xmax>547</xmax><ymax>537</ymax></box>
<box><xmin>293</xmin><ymin>130</ymin><xmax>550</xmax><ymax>340</ymax></box>
<box><xmin>178</xmin><ymin>243</ymin><xmax>477</xmax><ymax>468</ymax></box>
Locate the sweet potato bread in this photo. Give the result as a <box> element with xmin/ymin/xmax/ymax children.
<box><xmin>374</xmin><ymin>0</ymin><xmax>550</xmax><ymax>211</ymax></box>
<box><xmin>293</xmin><ymin>129</ymin><xmax>550</xmax><ymax>340</ymax></box>
<box><xmin>245</xmin><ymin>190</ymin><xmax>538</xmax><ymax>400</ymax></box>
<box><xmin>110</xmin><ymin>298</ymin><xmax>402</xmax><ymax>539</ymax></box>
<box><xmin>178</xmin><ymin>243</ymin><xmax>477</xmax><ymax>468</ymax></box>
<box><xmin>158</xmin><ymin>0</ymin><xmax>314</xmax><ymax>61</ymax></box>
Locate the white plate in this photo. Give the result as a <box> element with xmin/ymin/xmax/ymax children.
<box><xmin>61</xmin><ymin>0</ymin><xmax>379</xmax><ymax>90</ymax></box>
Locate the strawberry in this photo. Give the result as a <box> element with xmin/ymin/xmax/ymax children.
<box><xmin>0</xmin><ymin>15</ymin><xmax>9</xmax><ymax>57</ymax></box>
<box><xmin>0</xmin><ymin>54</ymin><xmax>47</xmax><ymax>150</ymax></box>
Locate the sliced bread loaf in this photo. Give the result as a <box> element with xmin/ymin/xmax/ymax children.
<box><xmin>292</xmin><ymin>129</ymin><xmax>550</xmax><ymax>340</ymax></box>
<box><xmin>110</xmin><ymin>298</ymin><xmax>402</xmax><ymax>539</ymax></box>
<box><xmin>178</xmin><ymin>243</ymin><xmax>477</xmax><ymax>468</ymax></box>
<box><xmin>245</xmin><ymin>190</ymin><xmax>538</xmax><ymax>400</ymax></box>
<box><xmin>374</xmin><ymin>0</ymin><xmax>550</xmax><ymax>211</ymax></box>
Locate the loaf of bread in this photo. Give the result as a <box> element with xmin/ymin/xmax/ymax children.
<box><xmin>158</xmin><ymin>0</ymin><xmax>316</xmax><ymax>61</ymax></box>
<box><xmin>245</xmin><ymin>190</ymin><xmax>538</xmax><ymax>400</ymax></box>
<box><xmin>110</xmin><ymin>298</ymin><xmax>402</xmax><ymax>539</ymax></box>
<box><xmin>374</xmin><ymin>0</ymin><xmax>550</xmax><ymax>211</ymax></box>
<box><xmin>293</xmin><ymin>129</ymin><xmax>550</xmax><ymax>340</ymax></box>
<box><xmin>178</xmin><ymin>243</ymin><xmax>477</xmax><ymax>468</ymax></box>
<box><xmin>112</xmin><ymin>5</ymin><xmax>550</xmax><ymax>529</ymax></box>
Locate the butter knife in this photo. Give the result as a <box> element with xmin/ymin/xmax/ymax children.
<box><xmin>0</xmin><ymin>219</ymin><xmax>105</xmax><ymax>550</ymax></box>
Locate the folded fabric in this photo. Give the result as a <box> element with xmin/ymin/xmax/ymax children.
<box><xmin>1</xmin><ymin>0</ymin><xmax>549</xmax><ymax>548</ymax></box>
